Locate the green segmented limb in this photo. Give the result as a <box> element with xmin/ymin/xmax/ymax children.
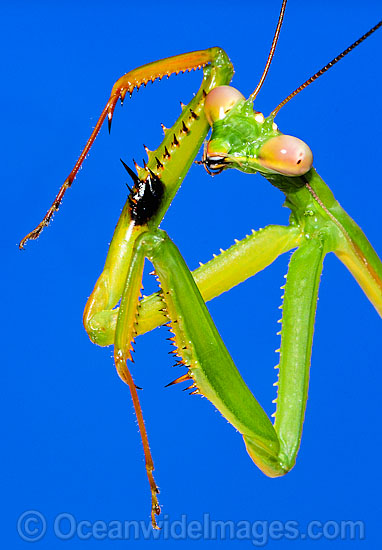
<box><xmin>117</xmin><ymin>228</ymin><xmax>325</xmax><ymax>479</ymax></box>
<box><xmin>20</xmin><ymin>0</ymin><xmax>382</xmax><ymax>530</ymax></box>
<box><xmin>273</xmin><ymin>237</ymin><xmax>327</xmax><ymax>470</ymax></box>
<box><xmin>83</xmin><ymin>47</ymin><xmax>234</xmax><ymax>344</ymax></box>
<box><xmin>138</xmin><ymin>230</ymin><xmax>280</xmax><ymax>462</ymax></box>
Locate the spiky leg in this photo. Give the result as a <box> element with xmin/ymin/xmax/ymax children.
<box><xmin>112</xmin><ymin>235</ymin><xmax>161</xmax><ymax>529</ymax></box>
<box><xmin>135</xmin><ymin>229</ymin><xmax>327</xmax><ymax>477</ymax></box>
<box><xmin>19</xmin><ymin>48</ymin><xmax>232</xmax><ymax>249</ymax></box>
<box><xmin>271</xmin><ymin>236</ymin><xmax>327</xmax><ymax>471</ymax></box>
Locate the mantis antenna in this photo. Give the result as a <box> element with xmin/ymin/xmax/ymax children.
<box><xmin>271</xmin><ymin>19</ymin><xmax>382</xmax><ymax>117</ymax></box>
<box><xmin>248</xmin><ymin>0</ymin><xmax>288</xmax><ymax>103</ymax></box>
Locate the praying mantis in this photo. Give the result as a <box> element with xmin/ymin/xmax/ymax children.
<box><xmin>19</xmin><ymin>0</ymin><xmax>382</xmax><ymax>530</ymax></box>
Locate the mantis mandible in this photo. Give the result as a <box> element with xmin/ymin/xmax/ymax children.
<box><xmin>20</xmin><ymin>0</ymin><xmax>382</xmax><ymax>529</ymax></box>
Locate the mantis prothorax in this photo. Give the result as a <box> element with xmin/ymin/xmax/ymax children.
<box><xmin>20</xmin><ymin>0</ymin><xmax>382</xmax><ymax>529</ymax></box>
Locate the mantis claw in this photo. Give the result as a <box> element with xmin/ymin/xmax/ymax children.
<box><xmin>151</xmin><ymin>501</ymin><xmax>161</xmax><ymax>531</ymax></box>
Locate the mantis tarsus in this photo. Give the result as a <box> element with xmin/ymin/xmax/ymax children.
<box><xmin>20</xmin><ymin>0</ymin><xmax>382</xmax><ymax>529</ymax></box>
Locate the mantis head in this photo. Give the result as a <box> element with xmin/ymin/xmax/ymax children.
<box><xmin>203</xmin><ymin>85</ymin><xmax>313</xmax><ymax>178</ymax></box>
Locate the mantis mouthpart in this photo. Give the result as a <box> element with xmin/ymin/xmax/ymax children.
<box><xmin>20</xmin><ymin>0</ymin><xmax>382</xmax><ymax>529</ymax></box>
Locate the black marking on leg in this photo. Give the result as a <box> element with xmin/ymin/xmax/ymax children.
<box><xmin>121</xmin><ymin>159</ymin><xmax>164</xmax><ymax>225</ymax></box>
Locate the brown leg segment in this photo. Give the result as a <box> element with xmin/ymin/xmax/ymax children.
<box><xmin>19</xmin><ymin>50</ymin><xmax>221</xmax><ymax>249</ymax></box>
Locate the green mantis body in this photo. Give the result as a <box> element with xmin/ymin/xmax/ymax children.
<box><xmin>20</xmin><ymin>1</ymin><xmax>382</xmax><ymax>529</ymax></box>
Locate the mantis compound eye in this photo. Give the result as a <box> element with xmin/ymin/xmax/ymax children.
<box><xmin>257</xmin><ymin>134</ymin><xmax>313</xmax><ymax>176</ymax></box>
<box><xmin>204</xmin><ymin>86</ymin><xmax>245</xmax><ymax>126</ymax></box>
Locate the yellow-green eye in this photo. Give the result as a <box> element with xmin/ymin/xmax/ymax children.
<box><xmin>257</xmin><ymin>135</ymin><xmax>313</xmax><ymax>176</ymax></box>
<box><xmin>204</xmin><ymin>86</ymin><xmax>245</xmax><ymax>126</ymax></box>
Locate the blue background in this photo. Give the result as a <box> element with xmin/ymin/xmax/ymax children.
<box><xmin>2</xmin><ymin>0</ymin><xmax>381</xmax><ymax>547</ymax></box>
